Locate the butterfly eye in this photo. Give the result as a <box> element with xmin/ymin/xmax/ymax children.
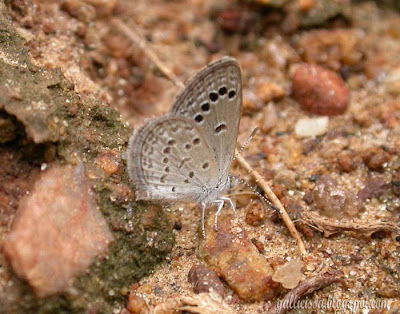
<box><xmin>193</xmin><ymin>138</ymin><xmax>200</xmax><ymax>145</ymax></box>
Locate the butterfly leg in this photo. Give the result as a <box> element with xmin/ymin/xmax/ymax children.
<box><xmin>213</xmin><ymin>199</ymin><xmax>225</xmax><ymax>232</ymax></box>
<box><xmin>220</xmin><ymin>196</ymin><xmax>236</xmax><ymax>218</ymax></box>
<box><xmin>201</xmin><ymin>202</ymin><xmax>207</xmax><ymax>238</ymax></box>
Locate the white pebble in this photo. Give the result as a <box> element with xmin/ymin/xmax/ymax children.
<box><xmin>295</xmin><ymin>116</ymin><xmax>329</xmax><ymax>138</ymax></box>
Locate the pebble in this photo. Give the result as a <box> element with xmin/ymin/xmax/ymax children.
<box><xmin>127</xmin><ymin>292</ymin><xmax>148</xmax><ymax>314</ymax></box>
<box><xmin>60</xmin><ymin>0</ymin><xmax>96</xmax><ymax>23</ymax></box>
<box><xmin>357</xmin><ymin>177</ymin><xmax>388</xmax><ymax>201</ymax></box>
<box><xmin>362</xmin><ymin>147</ymin><xmax>391</xmax><ymax>172</ymax></box>
<box><xmin>292</xmin><ymin>63</ymin><xmax>349</xmax><ymax>116</ymax></box>
<box><xmin>188</xmin><ymin>265</ymin><xmax>226</xmax><ymax>297</ymax></box>
<box><xmin>83</xmin><ymin>0</ymin><xmax>118</xmax><ymax>17</ymax></box>
<box><xmin>245</xmin><ymin>201</ymin><xmax>267</xmax><ymax>226</ymax></box>
<box><xmin>336</xmin><ymin>151</ymin><xmax>358</xmax><ymax>172</ymax></box>
<box><xmin>311</xmin><ymin>175</ymin><xmax>362</xmax><ymax>218</ymax></box>
<box><xmin>260</xmin><ymin>103</ymin><xmax>278</xmax><ymax>133</ymax></box>
<box><xmin>200</xmin><ymin>213</ymin><xmax>281</xmax><ymax>301</ymax></box>
<box><xmin>255</xmin><ymin>82</ymin><xmax>285</xmax><ymax>103</ymax></box>
<box><xmin>272</xmin><ymin>258</ymin><xmax>302</xmax><ymax>289</ymax></box>
<box><xmin>295</xmin><ymin>116</ymin><xmax>329</xmax><ymax>138</ymax></box>
<box><xmin>2</xmin><ymin>164</ymin><xmax>113</xmax><ymax>297</ymax></box>
<box><xmin>95</xmin><ymin>150</ymin><xmax>121</xmax><ymax>174</ymax></box>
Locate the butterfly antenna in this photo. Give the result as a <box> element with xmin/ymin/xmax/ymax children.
<box><xmin>228</xmin><ymin>174</ymin><xmax>281</xmax><ymax>214</ymax></box>
<box><xmin>232</xmin><ymin>127</ymin><xmax>258</xmax><ymax>162</ymax></box>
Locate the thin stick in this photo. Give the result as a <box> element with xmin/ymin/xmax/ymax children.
<box><xmin>235</xmin><ymin>150</ymin><xmax>307</xmax><ymax>255</ymax></box>
<box><xmin>112</xmin><ymin>18</ymin><xmax>185</xmax><ymax>89</ymax></box>
<box><xmin>114</xmin><ymin>18</ymin><xmax>307</xmax><ymax>255</ymax></box>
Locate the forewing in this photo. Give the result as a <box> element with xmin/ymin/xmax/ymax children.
<box><xmin>171</xmin><ymin>57</ymin><xmax>242</xmax><ymax>183</ymax></box>
<box><xmin>127</xmin><ymin>115</ymin><xmax>219</xmax><ymax>202</ymax></box>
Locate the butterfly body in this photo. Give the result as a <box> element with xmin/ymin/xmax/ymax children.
<box><xmin>127</xmin><ymin>57</ymin><xmax>242</xmax><ymax>219</ymax></box>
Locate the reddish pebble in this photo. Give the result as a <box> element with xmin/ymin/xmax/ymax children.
<box><xmin>245</xmin><ymin>201</ymin><xmax>267</xmax><ymax>226</ymax></box>
<box><xmin>96</xmin><ymin>150</ymin><xmax>120</xmax><ymax>174</ymax></box>
<box><xmin>362</xmin><ymin>147</ymin><xmax>391</xmax><ymax>172</ymax></box>
<box><xmin>2</xmin><ymin>164</ymin><xmax>113</xmax><ymax>297</ymax></box>
<box><xmin>292</xmin><ymin>63</ymin><xmax>349</xmax><ymax>116</ymax></box>
<box><xmin>188</xmin><ymin>265</ymin><xmax>226</xmax><ymax>297</ymax></box>
<box><xmin>127</xmin><ymin>292</ymin><xmax>148</xmax><ymax>314</ymax></box>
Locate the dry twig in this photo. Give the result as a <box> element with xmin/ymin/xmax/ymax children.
<box><xmin>113</xmin><ymin>18</ymin><xmax>306</xmax><ymax>255</ymax></box>
<box><xmin>302</xmin><ymin>210</ymin><xmax>400</xmax><ymax>238</ymax></box>
<box><xmin>235</xmin><ymin>152</ymin><xmax>307</xmax><ymax>255</ymax></box>
<box><xmin>112</xmin><ymin>18</ymin><xmax>185</xmax><ymax>89</ymax></box>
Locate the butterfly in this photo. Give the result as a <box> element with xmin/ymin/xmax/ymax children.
<box><xmin>127</xmin><ymin>57</ymin><xmax>242</xmax><ymax>235</ymax></box>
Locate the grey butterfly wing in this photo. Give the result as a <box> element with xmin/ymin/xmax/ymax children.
<box><xmin>127</xmin><ymin>115</ymin><xmax>219</xmax><ymax>202</ymax></box>
<box><xmin>170</xmin><ymin>57</ymin><xmax>242</xmax><ymax>184</ymax></box>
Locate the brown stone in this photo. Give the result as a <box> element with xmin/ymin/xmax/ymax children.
<box><xmin>2</xmin><ymin>164</ymin><xmax>113</xmax><ymax>298</ymax></box>
<box><xmin>245</xmin><ymin>201</ymin><xmax>267</xmax><ymax>226</ymax></box>
<box><xmin>337</xmin><ymin>151</ymin><xmax>358</xmax><ymax>172</ymax></box>
<box><xmin>95</xmin><ymin>150</ymin><xmax>121</xmax><ymax>174</ymax></box>
<box><xmin>60</xmin><ymin>0</ymin><xmax>96</xmax><ymax>23</ymax></box>
<box><xmin>200</xmin><ymin>213</ymin><xmax>281</xmax><ymax>302</ymax></box>
<box><xmin>312</xmin><ymin>175</ymin><xmax>362</xmax><ymax>218</ymax></box>
<box><xmin>357</xmin><ymin>177</ymin><xmax>388</xmax><ymax>201</ymax></box>
<box><xmin>127</xmin><ymin>292</ymin><xmax>148</xmax><ymax>314</ymax></box>
<box><xmin>255</xmin><ymin>82</ymin><xmax>285</xmax><ymax>104</ymax></box>
<box><xmin>295</xmin><ymin>29</ymin><xmax>364</xmax><ymax>70</ymax></box>
<box><xmin>362</xmin><ymin>147</ymin><xmax>391</xmax><ymax>172</ymax></box>
<box><xmin>292</xmin><ymin>63</ymin><xmax>349</xmax><ymax>116</ymax></box>
<box><xmin>188</xmin><ymin>265</ymin><xmax>226</xmax><ymax>297</ymax></box>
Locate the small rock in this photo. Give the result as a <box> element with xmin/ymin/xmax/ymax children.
<box><xmin>295</xmin><ymin>116</ymin><xmax>329</xmax><ymax>138</ymax></box>
<box><xmin>350</xmin><ymin>253</ymin><xmax>363</xmax><ymax>263</ymax></box>
<box><xmin>260</xmin><ymin>103</ymin><xmax>278</xmax><ymax>133</ymax></box>
<box><xmin>245</xmin><ymin>201</ymin><xmax>267</xmax><ymax>226</ymax></box>
<box><xmin>337</xmin><ymin>151</ymin><xmax>358</xmax><ymax>172</ymax></box>
<box><xmin>200</xmin><ymin>213</ymin><xmax>281</xmax><ymax>302</ymax></box>
<box><xmin>255</xmin><ymin>82</ymin><xmax>285</xmax><ymax>104</ymax></box>
<box><xmin>251</xmin><ymin>238</ymin><xmax>265</xmax><ymax>254</ymax></box>
<box><xmin>357</xmin><ymin>177</ymin><xmax>388</xmax><ymax>201</ymax></box>
<box><xmin>95</xmin><ymin>150</ymin><xmax>121</xmax><ymax>174</ymax></box>
<box><xmin>312</xmin><ymin>175</ymin><xmax>362</xmax><ymax>218</ymax></box>
<box><xmin>60</xmin><ymin>0</ymin><xmax>96</xmax><ymax>23</ymax></box>
<box><xmin>105</xmin><ymin>34</ymin><xmax>131</xmax><ymax>59</ymax></box>
<box><xmin>272</xmin><ymin>258</ymin><xmax>302</xmax><ymax>289</ymax></box>
<box><xmin>383</xmin><ymin>67</ymin><xmax>400</xmax><ymax>96</ymax></box>
<box><xmin>362</xmin><ymin>147</ymin><xmax>391</xmax><ymax>172</ymax></box>
<box><xmin>292</xmin><ymin>63</ymin><xmax>349</xmax><ymax>116</ymax></box>
<box><xmin>295</xmin><ymin>29</ymin><xmax>364</xmax><ymax>70</ymax></box>
<box><xmin>2</xmin><ymin>164</ymin><xmax>113</xmax><ymax>297</ymax></box>
<box><xmin>297</xmin><ymin>222</ymin><xmax>315</xmax><ymax>239</ymax></box>
<box><xmin>188</xmin><ymin>265</ymin><xmax>226</xmax><ymax>297</ymax></box>
<box><xmin>127</xmin><ymin>291</ymin><xmax>148</xmax><ymax>314</ymax></box>
<box><xmin>216</xmin><ymin>9</ymin><xmax>260</xmax><ymax>34</ymax></box>
<box><xmin>83</xmin><ymin>0</ymin><xmax>117</xmax><ymax>17</ymax></box>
